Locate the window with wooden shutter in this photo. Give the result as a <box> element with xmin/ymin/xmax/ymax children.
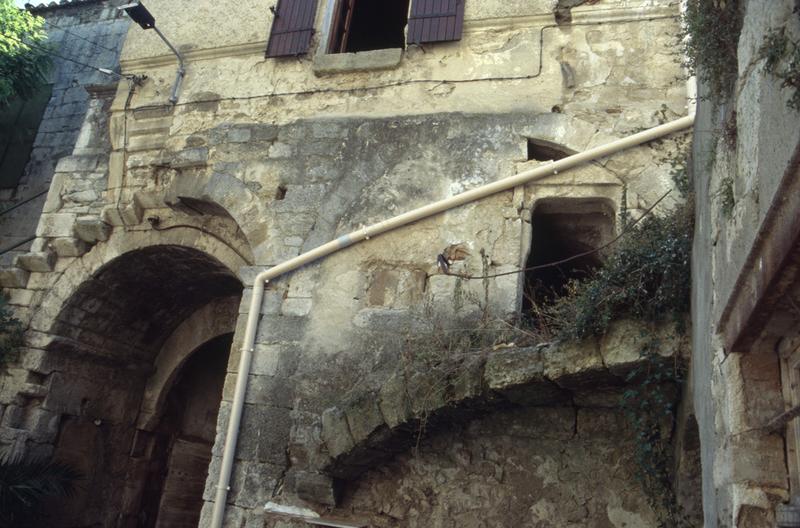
<box><xmin>265</xmin><ymin>0</ymin><xmax>319</xmax><ymax>58</ymax></box>
<box><xmin>407</xmin><ymin>0</ymin><xmax>465</xmax><ymax>45</ymax></box>
<box><xmin>327</xmin><ymin>0</ymin><xmax>411</xmax><ymax>54</ymax></box>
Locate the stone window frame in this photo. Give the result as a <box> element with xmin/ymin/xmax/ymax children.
<box><xmin>311</xmin><ymin>0</ymin><xmax>465</xmax><ymax>75</ymax></box>
<box><xmin>312</xmin><ymin>0</ymin><xmax>407</xmax><ymax>74</ymax></box>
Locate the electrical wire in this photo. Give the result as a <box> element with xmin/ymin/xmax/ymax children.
<box><xmin>443</xmin><ymin>190</ymin><xmax>673</xmax><ymax>281</ymax></box>
<box><xmin>0</xmin><ymin>31</ymin><xmax>125</xmax><ymax>78</ymax></box>
<box><xmin>129</xmin><ymin>13</ymin><xmax>678</xmax><ymax>113</ymax></box>
<box><xmin>44</xmin><ymin>19</ymin><xmax>117</xmax><ymax>53</ymax></box>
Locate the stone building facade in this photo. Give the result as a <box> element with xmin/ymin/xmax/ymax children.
<box><xmin>0</xmin><ymin>0</ymin><xmax>698</xmax><ymax>526</ymax></box>
<box><xmin>690</xmin><ymin>0</ymin><xmax>800</xmax><ymax>526</ymax></box>
<box><xmin>0</xmin><ymin>0</ymin><xmax>128</xmax><ymax>265</ymax></box>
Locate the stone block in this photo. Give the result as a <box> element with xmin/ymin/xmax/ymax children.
<box><xmin>25</xmin><ymin>407</ymin><xmax>61</xmax><ymax>443</ymax></box>
<box><xmin>312</xmin><ymin>48</ymin><xmax>403</xmax><ymax>75</ymax></box>
<box><xmin>121</xmin><ymin>200</ymin><xmax>144</xmax><ymax>225</ymax></box>
<box><xmin>268</xmin><ymin>142</ymin><xmax>292</xmax><ymax>158</ymax></box>
<box><xmin>1</xmin><ymin>405</ymin><xmax>23</xmax><ymax>428</ymax></box>
<box><xmin>291</xmin><ymin>470</ymin><xmax>339</xmax><ymax>507</ymax></box>
<box><xmin>407</xmin><ymin>370</ymin><xmax>447</xmax><ymax>418</ymax></box>
<box><xmin>228</xmin><ymin>460</ymin><xmax>278</xmax><ymax>509</ymax></box>
<box><xmin>484</xmin><ymin>347</ymin><xmax>545</xmax><ymax>390</ymax></box>
<box><xmin>42</xmin><ymin>173</ymin><xmax>66</xmax><ymax>213</ymax></box>
<box><xmin>107</xmin><ymin>151</ymin><xmax>124</xmax><ymax>190</ymax></box>
<box><xmin>55</xmin><ymin>155</ymin><xmax>99</xmax><ymax>173</ymax></box>
<box><xmin>101</xmin><ymin>205</ymin><xmax>125</xmax><ymax>226</ymax></box>
<box><xmin>5</xmin><ymin>288</ymin><xmax>33</xmax><ymax>307</ymax></box>
<box><xmin>65</xmin><ymin>189</ymin><xmax>100</xmax><ymax>204</ymax></box>
<box><xmin>255</xmin><ymin>315</ymin><xmax>307</xmax><ymax>344</ymax></box>
<box><xmin>250</xmin><ymin>344</ymin><xmax>281</xmax><ymax>376</ymax></box>
<box><xmin>14</xmin><ymin>251</ymin><xmax>56</xmax><ymax>272</ymax></box>
<box><xmin>170</xmin><ymin>147</ymin><xmax>209</xmax><ymax>168</ymax></box>
<box><xmin>345</xmin><ymin>392</ymin><xmax>385</xmax><ymax>444</ymax></box>
<box><xmin>227</xmin><ymin>128</ymin><xmax>252</xmax><ymax>143</ymax></box>
<box><xmin>0</xmin><ymin>268</ymin><xmax>29</xmax><ymax>289</ymax></box>
<box><xmin>35</xmin><ymin>213</ymin><xmax>77</xmax><ymax>237</ymax></box>
<box><xmin>600</xmin><ymin>320</ymin><xmax>649</xmax><ymax>377</ymax></box>
<box><xmin>379</xmin><ymin>372</ymin><xmax>411</xmax><ymax>429</ymax></box>
<box><xmin>222</xmin><ymin>373</ymin><xmax>294</xmax><ymax>408</ymax></box>
<box><xmin>543</xmin><ymin>339</ymin><xmax>610</xmax><ymax>389</ymax></box>
<box><xmin>73</xmin><ymin>216</ymin><xmax>111</xmax><ymax>243</ymax></box>
<box><xmin>321</xmin><ymin>407</ymin><xmax>355</xmax><ymax>459</ymax></box>
<box><xmin>281</xmin><ymin>297</ymin><xmax>312</xmax><ymax>317</ymax></box>
<box><xmin>450</xmin><ymin>356</ymin><xmax>486</xmax><ymax>402</ymax></box>
<box><xmin>237</xmin><ymin>404</ymin><xmax>291</xmax><ymax>465</ymax></box>
<box><xmin>21</xmin><ymin>348</ymin><xmax>60</xmax><ymax>375</ymax></box>
<box><xmin>51</xmin><ymin>237</ymin><xmax>89</xmax><ymax>257</ymax></box>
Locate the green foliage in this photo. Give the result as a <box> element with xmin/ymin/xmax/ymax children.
<box><xmin>761</xmin><ymin>30</ymin><xmax>800</xmax><ymax>111</ymax></box>
<box><xmin>718</xmin><ymin>175</ymin><xmax>735</xmax><ymax>218</ymax></box>
<box><xmin>621</xmin><ymin>338</ymin><xmax>691</xmax><ymax>528</ymax></box>
<box><xmin>0</xmin><ymin>0</ymin><xmax>51</xmax><ymax>108</ymax></box>
<box><xmin>543</xmin><ymin>202</ymin><xmax>693</xmax><ymax>341</ymax></box>
<box><xmin>680</xmin><ymin>0</ymin><xmax>741</xmax><ymax>103</ymax></box>
<box><xmin>0</xmin><ymin>454</ymin><xmax>81</xmax><ymax>528</ymax></box>
<box><xmin>0</xmin><ymin>296</ymin><xmax>22</xmax><ymax>370</ymax></box>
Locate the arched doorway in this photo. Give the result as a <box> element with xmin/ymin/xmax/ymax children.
<box><xmin>140</xmin><ymin>333</ymin><xmax>232</xmax><ymax>528</ymax></box>
<box><xmin>44</xmin><ymin>245</ymin><xmax>243</xmax><ymax>527</ymax></box>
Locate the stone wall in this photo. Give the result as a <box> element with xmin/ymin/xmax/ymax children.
<box><xmin>0</xmin><ymin>0</ymin><xmax>694</xmax><ymax>526</ymax></box>
<box><xmin>690</xmin><ymin>0</ymin><xmax>800</xmax><ymax>526</ymax></box>
<box><xmin>0</xmin><ymin>0</ymin><xmax>128</xmax><ymax>262</ymax></box>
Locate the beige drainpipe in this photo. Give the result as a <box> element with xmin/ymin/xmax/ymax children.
<box><xmin>210</xmin><ymin>114</ymin><xmax>696</xmax><ymax>527</ymax></box>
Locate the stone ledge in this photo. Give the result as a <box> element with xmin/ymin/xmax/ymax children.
<box><xmin>319</xmin><ymin>320</ymin><xmax>685</xmax><ymax>486</ymax></box>
<box><xmin>312</xmin><ymin>49</ymin><xmax>403</xmax><ymax>76</ymax></box>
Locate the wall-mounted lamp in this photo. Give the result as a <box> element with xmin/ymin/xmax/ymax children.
<box><xmin>118</xmin><ymin>2</ymin><xmax>185</xmax><ymax>104</ymax></box>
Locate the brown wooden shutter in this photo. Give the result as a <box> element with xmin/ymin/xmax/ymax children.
<box><xmin>327</xmin><ymin>0</ymin><xmax>356</xmax><ymax>53</ymax></box>
<box><xmin>407</xmin><ymin>0</ymin><xmax>465</xmax><ymax>45</ymax></box>
<box><xmin>265</xmin><ymin>0</ymin><xmax>319</xmax><ymax>58</ymax></box>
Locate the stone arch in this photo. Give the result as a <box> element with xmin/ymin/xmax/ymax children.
<box><xmin>312</xmin><ymin>321</ymin><xmax>691</xmax><ymax>525</ymax></box>
<box><xmin>163</xmin><ymin>171</ymin><xmax>270</xmax><ymax>261</ymax></box>
<box><xmin>27</xmin><ymin>228</ymin><xmax>249</xmax><ymax>527</ymax></box>
<box><xmin>137</xmin><ymin>295</ymin><xmax>240</xmax><ymax>431</ymax></box>
<box><xmin>29</xmin><ymin>227</ymin><xmax>247</xmax><ymax>336</ymax></box>
<box><xmin>319</xmin><ymin>320</ymin><xmax>685</xmax><ymax>480</ymax></box>
<box><xmin>515</xmin><ymin>113</ymin><xmax>609</xmax><ymax>155</ymax></box>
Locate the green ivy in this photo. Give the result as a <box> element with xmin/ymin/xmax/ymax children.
<box><xmin>543</xmin><ymin>202</ymin><xmax>692</xmax><ymax>341</ymax></box>
<box><xmin>761</xmin><ymin>30</ymin><xmax>800</xmax><ymax>111</ymax></box>
<box><xmin>0</xmin><ymin>0</ymin><xmax>52</xmax><ymax>108</ymax></box>
<box><xmin>621</xmin><ymin>338</ymin><xmax>692</xmax><ymax>528</ymax></box>
<box><xmin>680</xmin><ymin>0</ymin><xmax>742</xmax><ymax>104</ymax></box>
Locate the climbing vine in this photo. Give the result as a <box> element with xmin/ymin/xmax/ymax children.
<box><xmin>679</xmin><ymin>0</ymin><xmax>742</xmax><ymax>103</ymax></box>
<box><xmin>541</xmin><ymin>200</ymin><xmax>692</xmax><ymax>341</ymax></box>
<box><xmin>621</xmin><ymin>337</ymin><xmax>692</xmax><ymax>528</ymax></box>
<box><xmin>761</xmin><ymin>29</ymin><xmax>800</xmax><ymax>111</ymax></box>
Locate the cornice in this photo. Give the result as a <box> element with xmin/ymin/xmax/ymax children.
<box><xmin>119</xmin><ymin>4</ymin><xmax>679</xmax><ymax>73</ymax></box>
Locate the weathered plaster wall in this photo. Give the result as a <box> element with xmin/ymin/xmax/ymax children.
<box><xmin>691</xmin><ymin>0</ymin><xmax>800</xmax><ymax>526</ymax></box>
<box><xmin>0</xmin><ymin>0</ymin><xmax>693</xmax><ymax>526</ymax></box>
<box><xmin>0</xmin><ymin>0</ymin><xmax>128</xmax><ymax>261</ymax></box>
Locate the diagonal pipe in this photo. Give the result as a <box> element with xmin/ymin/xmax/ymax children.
<box><xmin>210</xmin><ymin>113</ymin><xmax>695</xmax><ymax>527</ymax></box>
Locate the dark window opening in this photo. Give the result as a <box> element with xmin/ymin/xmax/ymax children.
<box><xmin>275</xmin><ymin>185</ymin><xmax>287</xmax><ymax>200</ymax></box>
<box><xmin>527</xmin><ymin>138</ymin><xmax>571</xmax><ymax>162</ymax></box>
<box><xmin>328</xmin><ymin>0</ymin><xmax>411</xmax><ymax>53</ymax></box>
<box><xmin>523</xmin><ymin>199</ymin><xmax>615</xmax><ymax>318</ymax></box>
